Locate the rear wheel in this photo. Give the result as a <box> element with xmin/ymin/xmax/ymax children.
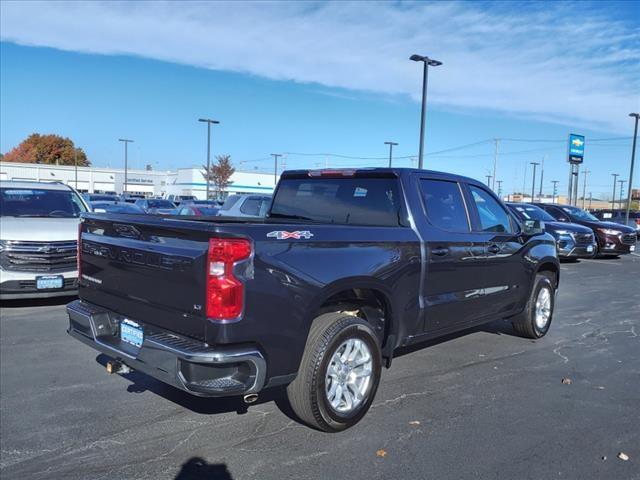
<box><xmin>286</xmin><ymin>312</ymin><xmax>382</xmax><ymax>432</ymax></box>
<box><xmin>512</xmin><ymin>272</ymin><xmax>556</xmax><ymax>339</ymax></box>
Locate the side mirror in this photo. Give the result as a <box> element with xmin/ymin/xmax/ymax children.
<box><xmin>523</xmin><ymin>219</ymin><xmax>544</xmax><ymax>236</ymax></box>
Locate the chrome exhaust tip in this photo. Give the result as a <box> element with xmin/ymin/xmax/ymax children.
<box><xmin>243</xmin><ymin>393</ymin><xmax>259</xmax><ymax>404</ymax></box>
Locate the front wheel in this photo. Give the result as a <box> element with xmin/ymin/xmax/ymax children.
<box><xmin>511</xmin><ymin>272</ymin><xmax>556</xmax><ymax>339</ymax></box>
<box><xmin>286</xmin><ymin>312</ymin><xmax>382</xmax><ymax>432</ymax></box>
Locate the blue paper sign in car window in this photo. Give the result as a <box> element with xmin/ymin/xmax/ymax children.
<box><xmin>568</xmin><ymin>134</ymin><xmax>585</xmax><ymax>163</ymax></box>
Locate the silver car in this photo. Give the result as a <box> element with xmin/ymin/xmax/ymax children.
<box><xmin>216</xmin><ymin>194</ymin><xmax>271</xmax><ymax>218</ymax></box>
<box><xmin>0</xmin><ymin>181</ymin><xmax>89</xmax><ymax>299</ymax></box>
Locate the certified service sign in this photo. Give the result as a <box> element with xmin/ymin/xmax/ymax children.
<box><xmin>568</xmin><ymin>133</ymin><xmax>585</xmax><ymax>163</ymax></box>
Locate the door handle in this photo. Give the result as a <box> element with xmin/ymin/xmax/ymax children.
<box><xmin>431</xmin><ymin>247</ymin><xmax>449</xmax><ymax>256</ymax></box>
<box><xmin>488</xmin><ymin>244</ymin><xmax>501</xmax><ymax>254</ymax></box>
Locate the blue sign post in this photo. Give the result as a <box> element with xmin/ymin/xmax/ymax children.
<box><xmin>568</xmin><ymin>133</ymin><xmax>585</xmax><ymax>164</ymax></box>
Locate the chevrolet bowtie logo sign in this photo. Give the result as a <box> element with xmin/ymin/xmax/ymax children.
<box><xmin>568</xmin><ymin>133</ymin><xmax>585</xmax><ymax>164</ymax></box>
<box><xmin>571</xmin><ymin>138</ymin><xmax>584</xmax><ymax>147</ymax></box>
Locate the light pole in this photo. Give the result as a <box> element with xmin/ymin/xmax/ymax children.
<box><xmin>271</xmin><ymin>154</ymin><xmax>282</xmax><ymax>185</ymax></box>
<box><xmin>551</xmin><ymin>180</ymin><xmax>559</xmax><ymax>203</ymax></box>
<box><xmin>384</xmin><ymin>141</ymin><xmax>398</xmax><ymax>168</ymax></box>
<box><xmin>198</xmin><ymin>118</ymin><xmax>220</xmax><ymax>200</ymax></box>
<box><xmin>410</xmin><ymin>54</ymin><xmax>442</xmax><ymax>169</ymax></box>
<box><xmin>625</xmin><ymin>113</ymin><xmax>639</xmax><ymax>224</ymax></box>
<box><xmin>611</xmin><ymin>173</ymin><xmax>619</xmax><ymax>210</ymax></box>
<box><xmin>530</xmin><ymin>162</ymin><xmax>540</xmax><ymax>202</ymax></box>
<box><xmin>485</xmin><ymin>175</ymin><xmax>492</xmax><ymax>187</ymax></box>
<box><xmin>74</xmin><ymin>149</ymin><xmax>78</xmax><ymax>190</ymax></box>
<box><xmin>618</xmin><ymin>179</ymin><xmax>626</xmax><ymax>210</ymax></box>
<box><xmin>118</xmin><ymin>139</ymin><xmax>134</xmax><ymax>194</ymax></box>
<box><xmin>496</xmin><ymin>180</ymin><xmax>503</xmax><ymax>198</ymax></box>
<box><xmin>581</xmin><ymin>170</ymin><xmax>590</xmax><ymax>209</ymax></box>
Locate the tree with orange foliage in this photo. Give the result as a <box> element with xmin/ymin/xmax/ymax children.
<box><xmin>2</xmin><ymin>134</ymin><xmax>90</xmax><ymax>166</ymax></box>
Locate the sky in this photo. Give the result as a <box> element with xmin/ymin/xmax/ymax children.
<box><xmin>1</xmin><ymin>0</ymin><xmax>639</xmax><ymax>198</ymax></box>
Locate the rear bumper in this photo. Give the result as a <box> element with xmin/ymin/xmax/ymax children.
<box><xmin>66</xmin><ymin>299</ymin><xmax>266</xmax><ymax>397</ymax></box>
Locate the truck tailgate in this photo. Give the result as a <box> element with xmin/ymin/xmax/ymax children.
<box><xmin>79</xmin><ymin>215</ymin><xmax>211</xmax><ymax>340</ymax></box>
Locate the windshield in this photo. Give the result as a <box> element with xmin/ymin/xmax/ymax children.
<box><xmin>0</xmin><ymin>187</ymin><xmax>88</xmax><ymax>217</ymax></box>
<box><xmin>561</xmin><ymin>205</ymin><xmax>599</xmax><ymax>222</ymax></box>
<box><xmin>147</xmin><ymin>200</ymin><xmax>175</xmax><ymax>209</ymax></box>
<box><xmin>510</xmin><ymin>204</ymin><xmax>555</xmax><ymax>222</ymax></box>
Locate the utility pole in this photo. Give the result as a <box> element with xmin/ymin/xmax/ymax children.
<box><xmin>384</xmin><ymin>141</ymin><xmax>398</xmax><ymax>168</ymax></box>
<box><xmin>530</xmin><ymin>162</ymin><xmax>540</xmax><ymax>202</ymax></box>
<box><xmin>118</xmin><ymin>139</ymin><xmax>134</xmax><ymax>194</ymax></box>
<box><xmin>410</xmin><ymin>54</ymin><xmax>442</xmax><ymax>169</ymax></box>
<box><xmin>271</xmin><ymin>153</ymin><xmax>282</xmax><ymax>185</ymax></box>
<box><xmin>618</xmin><ymin>179</ymin><xmax>626</xmax><ymax>210</ymax></box>
<box><xmin>496</xmin><ymin>180</ymin><xmax>503</xmax><ymax>199</ymax></box>
<box><xmin>625</xmin><ymin>113</ymin><xmax>639</xmax><ymax>224</ymax></box>
<box><xmin>611</xmin><ymin>173</ymin><xmax>619</xmax><ymax>210</ymax></box>
<box><xmin>581</xmin><ymin>170</ymin><xmax>590</xmax><ymax>209</ymax></box>
<box><xmin>538</xmin><ymin>156</ymin><xmax>545</xmax><ymax>200</ymax></box>
<box><xmin>198</xmin><ymin>118</ymin><xmax>220</xmax><ymax>200</ymax></box>
<box><xmin>492</xmin><ymin>139</ymin><xmax>499</xmax><ymax>190</ymax></box>
<box><xmin>551</xmin><ymin>180</ymin><xmax>559</xmax><ymax>203</ymax></box>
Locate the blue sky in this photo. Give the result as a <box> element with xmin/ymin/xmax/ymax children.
<box><xmin>1</xmin><ymin>1</ymin><xmax>638</xmax><ymax>197</ymax></box>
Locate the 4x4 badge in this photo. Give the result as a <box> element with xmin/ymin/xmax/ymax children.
<box><xmin>267</xmin><ymin>230</ymin><xmax>314</xmax><ymax>240</ymax></box>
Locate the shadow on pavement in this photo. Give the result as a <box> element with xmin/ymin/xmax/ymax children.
<box><xmin>0</xmin><ymin>295</ymin><xmax>76</xmax><ymax>308</ymax></box>
<box><xmin>174</xmin><ymin>457</ymin><xmax>233</xmax><ymax>480</ymax></box>
<box><xmin>94</xmin><ymin>354</ymin><xmax>296</xmax><ymax>420</ymax></box>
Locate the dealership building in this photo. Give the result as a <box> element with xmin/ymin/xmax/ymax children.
<box><xmin>0</xmin><ymin>161</ymin><xmax>277</xmax><ymax>199</ymax></box>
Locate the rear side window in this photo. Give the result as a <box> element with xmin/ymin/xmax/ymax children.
<box><xmin>469</xmin><ymin>185</ymin><xmax>513</xmax><ymax>233</ymax></box>
<box><xmin>220</xmin><ymin>195</ymin><xmax>241</xmax><ymax>211</ymax></box>
<box><xmin>240</xmin><ymin>197</ymin><xmax>263</xmax><ymax>216</ymax></box>
<box><xmin>270</xmin><ymin>178</ymin><xmax>402</xmax><ymax>226</ymax></box>
<box><xmin>419</xmin><ymin>179</ymin><xmax>469</xmax><ymax>232</ymax></box>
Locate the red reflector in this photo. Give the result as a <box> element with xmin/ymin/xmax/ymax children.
<box><xmin>308</xmin><ymin>169</ymin><xmax>356</xmax><ymax>177</ymax></box>
<box><xmin>207</xmin><ymin>238</ymin><xmax>252</xmax><ymax>321</ymax></box>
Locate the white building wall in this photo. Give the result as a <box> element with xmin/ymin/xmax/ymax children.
<box><xmin>0</xmin><ymin>161</ymin><xmax>277</xmax><ymax>199</ymax></box>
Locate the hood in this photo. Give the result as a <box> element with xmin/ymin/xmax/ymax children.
<box><xmin>592</xmin><ymin>220</ymin><xmax>635</xmax><ymax>233</ymax></box>
<box><xmin>0</xmin><ymin>217</ymin><xmax>80</xmax><ymax>242</ymax></box>
<box><xmin>544</xmin><ymin>221</ymin><xmax>592</xmax><ymax>234</ymax></box>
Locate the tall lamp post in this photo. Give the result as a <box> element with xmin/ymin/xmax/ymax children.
<box><xmin>198</xmin><ymin>118</ymin><xmax>220</xmax><ymax>200</ymax></box>
<box><xmin>581</xmin><ymin>170</ymin><xmax>590</xmax><ymax>209</ymax></box>
<box><xmin>118</xmin><ymin>139</ymin><xmax>134</xmax><ymax>194</ymax></box>
<box><xmin>410</xmin><ymin>54</ymin><xmax>442</xmax><ymax>169</ymax></box>
<box><xmin>618</xmin><ymin>179</ymin><xmax>626</xmax><ymax>210</ymax></box>
<box><xmin>625</xmin><ymin>113</ymin><xmax>639</xmax><ymax>224</ymax></box>
<box><xmin>530</xmin><ymin>162</ymin><xmax>540</xmax><ymax>202</ymax></box>
<box><xmin>384</xmin><ymin>141</ymin><xmax>398</xmax><ymax>167</ymax></box>
<box><xmin>611</xmin><ymin>173</ymin><xmax>619</xmax><ymax>210</ymax></box>
<box><xmin>496</xmin><ymin>180</ymin><xmax>503</xmax><ymax>198</ymax></box>
<box><xmin>551</xmin><ymin>180</ymin><xmax>559</xmax><ymax>203</ymax></box>
<box><xmin>271</xmin><ymin>153</ymin><xmax>282</xmax><ymax>185</ymax></box>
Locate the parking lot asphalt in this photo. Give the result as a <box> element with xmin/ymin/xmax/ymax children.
<box><xmin>1</xmin><ymin>254</ymin><xmax>639</xmax><ymax>480</ymax></box>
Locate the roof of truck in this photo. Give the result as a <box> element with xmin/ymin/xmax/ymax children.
<box><xmin>0</xmin><ymin>180</ymin><xmax>74</xmax><ymax>191</ymax></box>
<box><xmin>281</xmin><ymin>168</ymin><xmax>484</xmax><ymax>186</ymax></box>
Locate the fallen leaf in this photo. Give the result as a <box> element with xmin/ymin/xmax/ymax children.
<box><xmin>376</xmin><ymin>449</ymin><xmax>387</xmax><ymax>458</ymax></box>
<box><xmin>618</xmin><ymin>452</ymin><xmax>629</xmax><ymax>461</ymax></box>
<box><xmin>596</xmin><ymin>386</ymin><xmax>605</xmax><ymax>390</ymax></box>
<box><xmin>561</xmin><ymin>378</ymin><xmax>572</xmax><ymax>385</ymax></box>
<box><xmin>409</xmin><ymin>420</ymin><xmax>421</xmax><ymax>426</ymax></box>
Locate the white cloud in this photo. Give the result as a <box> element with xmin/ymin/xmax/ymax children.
<box><xmin>1</xmin><ymin>0</ymin><xmax>638</xmax><ymax>132</ymax></box>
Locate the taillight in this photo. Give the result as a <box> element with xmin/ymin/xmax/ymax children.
<box><xmin>206</xmin><ymin>238</ymin><xmax>252</xmax><ymax>321</ymax></box>
<box><xmin>77</xmin><ymin>221</ymin><xmax>82</xmax><ymax>281</ymax></box>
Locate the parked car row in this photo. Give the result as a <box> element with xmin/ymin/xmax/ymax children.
<box><xmin>1</xmin><ymin>178</ymin><xmax>636</xmax><ymax>303</ymax></box>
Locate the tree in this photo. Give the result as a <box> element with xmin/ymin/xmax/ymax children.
<box><xmin>203</xmin><ymin>154</ymin><xmax>235</xmax><ymax>199</ymax></box>
<box><xmin>2</xmin><ymin>133</ymin><xmax>90</xmax><ymax>166</ymax></box>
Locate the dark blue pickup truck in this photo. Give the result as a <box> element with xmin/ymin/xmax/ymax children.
<box><xmin>67</xmin><ymin>168</ymin><xmax>559</xmax><ymax>431</ymax></box>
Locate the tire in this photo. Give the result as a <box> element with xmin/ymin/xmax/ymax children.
<box><xmin>286</xmin><ymin>312</ymin><xmax>382</xmax><ymax>432</ymax></box>
<box><xmin>511</xmin><ymin>272</ymin><xmax>556</xmax><ymax>339</ymax></box>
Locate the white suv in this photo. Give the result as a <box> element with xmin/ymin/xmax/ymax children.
<box><xmin>0</xmin><ymin>181</ymin><xmax>89</xmax><ymax>299</ymax></box>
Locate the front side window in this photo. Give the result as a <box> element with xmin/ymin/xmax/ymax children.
<box><xmin>419</xmin><ymin>179</ymin><xmax>469</xmax><ymax>232</ymax></box>
<box><xmin>469</xmin><ymin>186</ymin><xmax>513</xmax><ymax>233</ymax></box>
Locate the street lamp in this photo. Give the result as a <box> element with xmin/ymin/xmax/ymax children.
<box><xmin>271</xmin><ymin>154</ymin><xmax>282</xmax><ymax>185</ymax></box>
<box><xmin>551</xmin><ymin>180</ymin><xmax>559</xmax><ymax>203</ymax></box>
<box><xmin>410</xmin><ymin>54</ymin><xmax>442</xmax><ymax>169</ymax></box>
<box><xmin>618</xmin><ymin>179</ymin><xmax>626</xmax><ymax>209</ymax></box>
<box><xmin>118</xmin><ymin>139</ymin><xmax>134</xmax><ymax>194</ymax></box>
<box><xmin>198</xmin><ymin>118</ymin><xmax>220</xmax><ymax>200</ymax></box>
<box><xmin>530</xmin><ymin>162</ymin><xmax>540</xmax><ymax>202</ymax></box>
<box><xmin>384</xmin><ymin>141</ymin><xmax>398</xmax><ymax>167</ymax></box>
<box><xmin>625</xmin><ymin>113</ymin><xmax>639</xmax><ymax>224</ymax></box>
